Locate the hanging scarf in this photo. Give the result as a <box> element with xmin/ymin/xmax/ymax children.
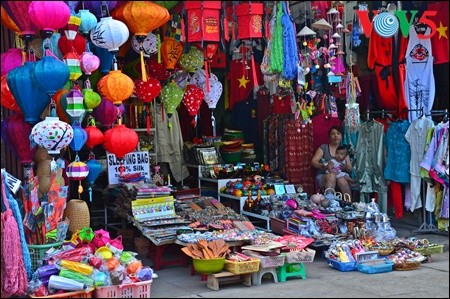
<box><xmin>281</xmin><ymin>1</ymin><xmax>299</xmax><ymax>80</ymax></box>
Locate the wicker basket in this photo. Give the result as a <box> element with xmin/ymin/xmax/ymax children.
<box><xmin>370</xmin><ymin>246</ymin><xmax>395</xmax><ymax>256</ymax></box>
<box><xmin>64</xmin><ymin>199</ymin><xmax>90</xmax><ymax>234</ymax></box>
<box><xmin>29</xmin><ymin>288</ymin><xmax>94</xmax><ymax>298</ymax></box>
<box><xmin>283</xmin><ymin>248</ymin><xmax>316</xmax><ymax>263</ymax></box>
<box><xmin>393</xmin><ymin>261</ymin><xmax>421</xmax><ymax>271</ymax></box>
<box><xmin>224</xmin><ymin>258</ymin><xmax>260</xmax><ymax>274</ymax></box>
<box><xmin>242</xmin><ymin>250</ymin><xmax>286</xmax><ymax>268</ymax></box>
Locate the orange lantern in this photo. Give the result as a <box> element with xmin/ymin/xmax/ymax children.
<box><xmin>97</xmin><ymin>70</ymin><xmax>134</xmax><ymax>105</ymax></box>
<box><xmin>1</xmin><ymin>74</ymin><xmax>20</xmax><ymax>112</ymax></box>
<box><xmin>113</xmin><ymin>1</ymin><xmax>170</xmax><ymax>82</ymax></box>
<box><xmin>161</xmin><ymin>37</ymin><xmax>183</xmax><ymax>70</ymax></box>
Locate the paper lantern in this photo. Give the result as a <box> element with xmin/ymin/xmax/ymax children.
<box><xmin>77</xmin><ymin>9</ymin><xmax>98</xmax><ymax>35</ymax></box>
<box><xmin>1</xmin><ymin>1</ymin><xmax>38</xmax><ymax>39</ymax></box>
<box><xmin>80</xmin><ymin>52</ymin><xmax>100</xmax><ymax>75</ymax></box>
<box><xmin>90</xmin><ymin>17</ymin><xmax>129</xmax><ymax>52</ymax></box>
<box><xmin>1</xmin><ymin>74</ymin><xmax>20</xmax><ymax>112</ymax></box>
<box><xmin>103</xmin><ymin>124</ymin><xmax>139</xmax><ymax>159</ymax></box>
<box><xmin>235</xmin><ymin>3</ymin><xmax>264</xmax><ymax>40</ymax></box>
<box><xmin>185</xmin><ymin>1</ymin><xmax>221</xmax><ymax>43</ymax></box>
<box><xmin>6</xmin><ymin>62</ymin><xmax>50</xmax><ymax>124</ymax></box>
<box><xmin>85</xmin><ymin>158</ymin><xmax>102</xmax><ymax>202</ymax></box>
<box><xmin>58</xmin><ymin>34</ymin><xmax>87</xmax><ymax>56</ymax></box>
<box><xmin>97</xmin><ymin>70</ymin><xmax>134</xmax><ymax>105</ymax></box>
<box><xmin>31</xmin><ymin>116</ymin><xmax>74</xmax><ymax>155</ymax></box>
<box><xmin>89</xmin><ymin>42</ymin><xmax>114</xmax><ymax>74</ymax></box>
<box><xmin>134</xmin><ymin>78</ymin><xmax>161</xmax><ymax>103</ymax></box>
<box><xmin>69</xmin><ymin>122</ymin><xmax>87</xmax><ymax>152</ymax></box>
<box><xmin>161</xmin><ymin>37</ymin><xmax>183</xmax><ymax>70</ymax></box>
<box><xmin>64</xmin><ymin>15</ymin><xmax>81</xmax><ymax>40</ymax></box>
<box><xmin>179</xmin><ymin>46</ymin><xmax>204</xmax><ymax>73</ymax></box>
<box><xmin>131</xmin><ymin>33</ymin><xmax>157</xmax><ymax>55</ymax></box>
<box><xmin>182</xmin><ymin>84</ymin><xmax>204</xmax><ymax>127</ymax></box>
<box><xmin>0</xmin><ymin>113</ymin><xmax>37</xmax><ymax>164</ymax></box>
<box><xmin>84</xmin><ymin>1</ymin><xmax>118</xmax><ymax>18</ymax></box>
<box><xmin>83</xmin><ymin>89</ymin><xmax>101</xmax><ymax>111</ymax></box>
<box><xmin>28</xmin><ymin>1</ymin><xmax>71</xmax><ymax>38</ymax></box>
<box><xmin>31</xmin><ymin>56</ymin><xmax>70</xmax><ymax>97</ymax></box>
<box><xmin>92</xmin><ymin>98</ymin><xmax>125</xmax><ymax>128</ymax></box>
<box><xmin>160</xmin><ymin>81</ymin><xmax>184</xmax><ymax>118</ymax></box>
<box><xmin>65</xmin><ymin>89</ymin><xmax>85</xmax><ymax>120</ymax></box>
<box><xmin>60</xmin><ymin>91</ymin><xmax>86</xmax><ymax>124</ymax></box>
<box><xmin>66</xmin><ymin>159</ymin><xmax>89</xmax><ymax>195</ymax></box>
<box><xmin>1</xmin><ymin>48</ymin><xmax>23</xmax><ymax>76</ymax></box>
<box><xmin>63</xmin><ymin>52</ymin><xmax>83</xmax><ymax>82</ymax></box>
<box><xmin>84</xmin><ymin>121</ymin><xmax>104</xmax><ymax>149</ymax></box>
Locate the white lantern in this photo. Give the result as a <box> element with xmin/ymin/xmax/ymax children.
<box><xmin>31</xmin><ymin>117</ymin><xmax>74</xmax><ymax>155</ymax></box>
<box><xmin>90</xmin><ymin>17</ymin><xmax>129</xmax><ymax>52</ymax></box>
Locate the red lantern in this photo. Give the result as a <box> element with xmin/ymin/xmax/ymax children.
<box><xmin>28</xmin><ymin>1</ymin><xmax>71</xmax><ymax>38</ymax></box>
<box><xmin>134</xmin><ymin>78</ymin><xmax>162</xmax><ymax>103</ymax></box>
<box><xmin>185</xmin><ymin>1</ymin><xmax>221</xmax><ymax>43</ymax></box>
<box><xmin>145</xmin><ymin>56</ymin><xmax>171</xmax><ymax>81</ymax></box>
<box><xmin>182</xmin><ymin>84</ymin><xmax>204</xmax><ymax>127</ymax></box>
<box><xmin>235</xmin><ymin>3</ymin><xmax>264</xmax><ymax>40</ymax></box>
<box><xmin>85</xmin><ymin>123</ymin><xmax>104</xmax><ymax>150</ymax></box>
<box><xmin>58</xmin><ymin>34</ymin><xmax>87</xmax><ymax>56</ymax></box>
<box><xmin>1</xmin><ymin>74</ymin><xmax>21</xmax><ymax>112</ymax></box>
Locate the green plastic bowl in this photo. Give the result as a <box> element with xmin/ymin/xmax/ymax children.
<box><xmin>192</xmin><ymin>258</ymin><xmax>225</xmax><ymax>274</ymax></box>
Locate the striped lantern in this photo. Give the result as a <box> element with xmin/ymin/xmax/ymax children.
<box><xmin>66</xmin><ymin>159</ymin><xmax>89</xmax><ymax>195</ymax></box>
<box><xmin>65</xmin><ymin>88</ymin><xmax>85</xmax><ymax>121</ymax></box>
<box><xmin>63</xmin><ymin>52</ymin><xmax>83</xmax><ymax>82</ymax></box>
<box><xmin>64</xmin><ymin>15</ymin><xmax>81</xmax><ymax>40</ymax></box>
<box><xmin>31</xmin><ymin>116</ymin><xmax>74</xmax><ymax>155</ymax></box>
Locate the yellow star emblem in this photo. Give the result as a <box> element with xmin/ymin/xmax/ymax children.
<box><xmin>237</xmin><ymin>74</ymin><xmax>250</xmax><ymax>89</ymax></box>
<box><xmin>436</xmin><ymin>21</ymin><xmax>448</xmax><ymax>39</ymax></box>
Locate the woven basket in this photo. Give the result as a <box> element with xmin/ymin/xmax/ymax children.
<box><xmin>393</xmin><ymin>261</ymin><xmax>421</xmax><ymax>271</ymax></box>
<box><xmin>370</xmin><ymin>247</ymin><xmax>395</xmax><ymax>256</ymax></box>
<box><xmin>64</xmin><ymin>199</ymin><xmax>90</xmax><ymax>234</ymax></box>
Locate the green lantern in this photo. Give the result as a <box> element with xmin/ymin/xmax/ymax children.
<box><xmin>160</xmin><ymin>81</ymin><xmax>184</xmax><ymax>129</ymax></box>
<box><xmin>83</xmin><ymin>89</ymin><xmax>101</xmax><ymax>112</ymax></box>
<box><xmin>179</xmin><ymin>46</ymin><xmax>204</xmax><ymax>73</ymax></box>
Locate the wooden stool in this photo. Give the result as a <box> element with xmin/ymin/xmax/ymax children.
<box><xmin>276</xmin><ymin>263</ymin><xmax>306</xmax><ymax>282</ymax></box>
<box><xmin>251</xmin><ymin>266</ymin><xmax>278</xmax><ymax>286</ymax></box>
<box><xmin>207</xmin><ymin>271</ymin><xmax>252</xmax><ymax>291</ymax></box>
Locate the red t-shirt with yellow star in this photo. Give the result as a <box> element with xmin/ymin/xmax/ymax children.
<box><xmin>226</xmin><ymin>59</ymin><xmax>263</xmax><ymax>110</ymax></box>
<box><xmin>428</xmin><ymin>1</ymin><xmax>449</xmax><ymax>64</ymax></box>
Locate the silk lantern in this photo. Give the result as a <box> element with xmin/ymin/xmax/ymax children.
<box><xmin>89</xmin><ymin>42</ymin><xmax>113</xmax><ymax>74</ymax></box>
<box><xmin>80</xmin><ymin>52</ymin><xmax>100</xmax><ymax>76</ymax></box>
<box><xmin>77</xmin><ymin>9</ymin><xmax>98</xmax><ymax>35</ymax></box>
<box><xmin>134</xmin><ymin>77</ymin><xmax>161</xmax><ymax>133</ymax></box>
<box><xmin>179</xmin><ymin>46</ymin><xmax>204</xmax><ymax>73</ymax></box>
<box><xmin>66</xmin><ymin>159</ymin><xmax>89</xmax><ymax>196</ymax></box>
<box><xmin>90</xmin><ymin>17</ymin><xmax>129</xmax><ymax>53</ymax></box>
<box><xmin>1</xmin><ymin>74</ymin><xmax>20</xmax><ymax>112</ymax></box>
<box><xmin>69</xmin><ymin>122</ymin><xmax>87</xmax><ymax>154</ymax></box>
<box><xmin>103</xmin><ymin>121</ymin><xmax>139</xmax><ymax>175</ymax></box>
<box><xmin>31</xmin><ymin>56</ymin><xmax>70</xmax><ymax>98</ymax></box>
<box><xmin>83</xmin><ymin>89</ymin><xmax>101</xmax><ymax>112</ymax></box>
<box><xmin>58</xmin><ymin>34</ymin><xmax>87</xmax><ymax>56</ymax></box>
<box><xmin>64</xmin><ymin>15</ymin><xmax>81</xmax><ymax>40</ymax></box>
<box><xmin>28</xmin><ymin>1</ymin><xmax>71</xmax><ymax>38</ymax></box>
<box><xmin>53</xmin><ymin>89</ymin><xmax>70</xmax><ymax>123</ymax></box>
<box><xmin>84</xmin><ymin>119</ymin><xmax>104</xmax><ymax>150</ymax></box>
<box><xmin>182</xmin><ymin>84</ymin><xmax>204</xmax><ymax>127</ymax></box>
<box><xmin>84</xmin><ymin>1</ymin><xmax>118</xmax><ymax>18</ymax></box>
<box><xmin>6</xmin><ymin>62</ymin><xmax>50</xmax><ymax>124</ymax></box>
<box><xmin>92</xmin><ymin>98</ymin><xmax>125</xmax><ymax>128</ymax></box>
<box><xmin>97</xmin><ymin>70</ymin><xmax>134</xmax><ymax>105</ymax></box>
<box><xmin>31</xmin><ymin>116</ymin><xmax>74</xmax><ymax>155</ymax></box>
<box><xmin>114</xmin><ymin>1</ymin><xmax>169</xmax><ymax>82</ymax></box>
<box><xmin>49</xmin><ymin>32</ymin><xmax>64</xmax><ymax>60</ymax></box>
<box><xmin>65</xmin><ymin>89</ymin><xmax>85</xmax><ymax>121</ymax></box>
<box><xmin>85</xmin><ymin>157</ymin><xmax>102</xmax><ymax>202</ymax></box>
<box><xmin>1</xmin><ymin>1</ymin><xmax>38</xmax><ymax>43</ymax></box>
<box><xmin>161</xmin><ymin>37</ymin><xmax>183</xmax><ymax>70</ymax></box>
<box><xmin>202</xmin><ymin>77</ymin><xmax>222</xmax><ymax>136</ymax></box>
<box><xmin>1</xmin><ymin>48</ymin><xmax>23</xmax><ymax>76</ymax></box>
<box><xmin>63</xmin><ymin>52</ymin><xmax>83</xmax><ymax>82</ymax></box>
<box><xmin>160</xmin><ymin>81</ymin><xmax>184</xmax><ymax>129</ymax></box>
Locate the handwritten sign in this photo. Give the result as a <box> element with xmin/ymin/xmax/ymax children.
<box><xmin>107</xmin><ymin>151</ymin><xmax>151</xmax><ymax>185</ymax></box>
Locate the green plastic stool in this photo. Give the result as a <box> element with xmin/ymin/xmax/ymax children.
<box><xmin>276</xmin><ymin>263</ymin><xmax>306</xmax><ymax>282</ymax></box>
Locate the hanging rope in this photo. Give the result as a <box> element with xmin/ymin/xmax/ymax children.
<box><xmin>281</xmin><ymin>1</ymin><xmax>299</xmax><ymax>80</ymax></box>
<box><xmin>270</xmin><ymin>2</ymin><xmax>284</xmax><ymax>73</ymax></box>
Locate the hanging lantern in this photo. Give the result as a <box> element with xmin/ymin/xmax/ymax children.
<box><xmin>161</xmin><ymin>37</ymin><xmax>183</xmax><ymax>70</ymax></box>
<box><xmin>28</xmin><ymin>1</ymin><xmax>71</xmax><ymax>38</ymax></box>
<box><xmin>60</xmin><ymin>89</ymin><xmax>86</xmax><ymax>124</ymax></box>
<box><xmin>235</xmin><ymin>3</ymin><xmax>264</xmax><ymax>40</ymax></box>
<box><xmin>1</xmin><ymin>1</ymin><xmax>38</xmax><ymax>43</ymax></box>
<box><xmin>83</xmin><ymin>89</ymin><xmax>101</xmax><ymax>112</ymax></box>
<box><xmin>131</xmin><ymin>32</ymin><xmax>158</xmax><ymax>56</ymax></box>
<box><xmin>97</xmin><ymin>70</ymin><xmax>134</xmax><ymax>105</ymax></box>
<box><xmin>77</xmin><ymin>9</ymin><xmax>98</xmax><ymax>35</ymax></box>
<box><xmin>134</xmin><ymin>78</ymin><xmax>162</xmax><ymax>103</ymax></box>
<box><xmin>90</xmin><ymin>16</ymin><xmax>129</xmax><ymax>53</ymax></box>
<box><xmin>179</xmin><ymin>46</ymin><xmax>204</xmax><ymax>73</ymax></box>
<box><xmin>66</xmin><ymin>159</ymin><xmax>89</xmax><ymax>196</ymax></box>
<box><xmin>1</xmin><ymin>48</ymin><xmax>23</xmax><ymax>76</ymax></box>
<box><xmin>85</xmin><ymin>157</ymin><xmax>102</xmax><ymax>202</ymax></box>
<box><xmin>89</xmin><ymin>42</ymin><xmax>114</xmax><ymax>74</ymax></box>
<box><xmin>63</xmin><ymin>52</ymin><xmax>83</xmax><ymax>82</ymax></box>
<box><xmin>92</xmin><ymin>98</ymin><xmax>125</xmax><ymax>128</ymax></box>
<box><xmin>201</xmin><ymin>77</ymin><xmax>222</xmax><ymax>136</ymax></box>
<box><xmin>31</xmin><ymin>56</ymin><xmax>70</xmax><ymax>97</ymax></box>
<box><xmin>84</xmin><ymin>119</ymin><xmax>104</xmax><ymax>149</ymax></box>
<box><xmin>69</xmin><ymin>122</ymin><xmax>87</xmax><ymax>153</ymax></box>
<box><xmin>31</xmin><ymin>116</ymin><xmax>74</xmax><ymax>155</ymax></box>
<box><xmin>1</xmin><ymin>74</ymin><xmax>20</xmax><ymax>112</ymax></box>
<box><xmin>53</xmin><ymin>89</ymin><xmax>70</xmax><ymax>123</ymax></box>
<box><xmin>182</xmin><ymin>84</ymin><xmax>204</xmax><ymax>127</ymax></box>
<box><xmin>6</xmin><ymin>62</ymin><xmax>50</xmax><ymax>124</ymax></box>
<box><xmin>184</xmin><ymin>1</ymin><xmax>221</xmax><ymax>43</ymax></box>
<box><xmin>64</xmin><ymin>15</ymin><xmax>81</xmax><ymax>40</ymax></box>
<box><xmin>58</xmin><ymin>33</ymin><xmax>87</xmax><ymax>56</ymax></box>
<box><xmin>160</xmin><ymin>81</ymin><xmax>184</xmax><ymax>129</ymax></box>
<box><xmin>49</xmin><ymin>32</ymin><xmax>64</xmax><ymax>60</ymax></box>
<box><xmin>80</xmin><ymin>52</ymin><xmax>100</xmax><ymax>76</ymax></box>
<box><xmin>84</xmin><ymin>1</ymin><xmax>118</xmax><ymax>18</ymax></box>
<box><xmin>65</xmin><ymin>89</ymin><xmax>85</xmax><ymax>121</ymax></box>
<box><xmin>0</xmin><ymin>113</ymin><xmax>38</xmax><ymax>164</ymax></box>
<box><xmin>146</xmin><ymin>56</ymin><xmax>171</xmax><ymax>81</ymax></box>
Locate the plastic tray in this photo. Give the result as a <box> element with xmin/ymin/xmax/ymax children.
<box><xmin>327</xmin><ymin>259</ymin><xmax>357</xmax><ymax>272</ymax></box>
<box><xmin>29</xmin><ymin>288</ymin><xmax>94</xmax><ymax>298</ymax></box>
<box><xmin>94</xmin><ymin>280</ymin><xmax>152</xmax><ymax>298</ymax></box>
<box><xmin>224</xmin><ymin>258</ymin><xmax>260</xmax><ymax>274</ymax></box>
<box><xmin>242</xmin><ymin>250</ymin><xmax>286</xmax><ymax>268</ymax></box>
<box><xmin>414</xmin><ymin>245</ymin><xmax>444</xmax><ymax>256</ymax></box>
<box><xmin>357</xmin><ymin>260</ymin><xmax>394</xmax><ymax>274</ymax></box>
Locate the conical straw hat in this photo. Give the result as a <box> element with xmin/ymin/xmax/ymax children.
<box><xmin>311</xmin><ymin>18</ymin><xmax>332</xmax><ymax>30</ymax></box>
<box><xmin>297</xmin><ymin>26</ymin><xmax>317</xmax><ymax>36</ymax></box>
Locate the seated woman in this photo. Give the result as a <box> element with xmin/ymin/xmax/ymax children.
<box><xmin>311</xmin><ymin>125</ymin><xmax>353</xmax><ymax>199</ymax></box>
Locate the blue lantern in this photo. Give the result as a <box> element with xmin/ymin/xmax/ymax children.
<box><xmin>89</xmin><ymin>42</ymin><xmax>113</xmax><ymax>74</ymax></box>
<box><xmin>6</xmin><ymin>62</ymin><xmax>50</xmax><ymax>125</ymax></box>
<box><xmin>69</xmin><ymin>122</ymin><xmax>87</xmax><ymax>153</ymax></box>
<box><xmin>77</xmin><ymin>9</ymin><xmax>98</xmax><ymax>35</ymax></box>
<box><xmin>31</xmin><ymin>56</ymin><xmax>70</xmax><ymax>97</ymax></box>
<box><xmin>50</xmin><ymin>33</ymin><xmax>64</xmax><ymax>60</ymax></box>
<box><xmin>86</xmin><ymin>157</ymin><xmax>102</xmax><ymax>202</ymax></box>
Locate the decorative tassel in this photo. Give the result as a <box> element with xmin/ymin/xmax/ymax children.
<box><xmin>157</xmin><ymin>33</ymin><xmax>161</xmax><ymax>64</ymax></box>
<box><xmin>192</xmin><ymin>115</ymin><xmax>198</xmax><ymax>127</ymax></box>
<box><xmin>251</xmin><ymin>54</ymin><xmax>259</xmax><ymax>87</ymax></box>
<box><xmin>211</xmin><ymin>111</ymin><xmax>216</xmax><ymax>136</ymax></box>
<box><xmin>140</xmin><ymin>47</ymin><xmax>148</xmax><ymax>82</ymax></box>
<box><xmin>78</xmin><ymin>181</ymin><xmax>83</xmax><ymax>195</ymax></box>
<box><xmin>89</xmin><ymin>186</ymin><xmax>92</xmax><ymax>202</ymax></box>
<box><xmin>204</xmin><ymin>60</ymin><xmax>210</xmax><ymax>92</ymax></box>
<box><xmin>146</xmin><ymin>105</ymin><xmax>151</xmax><ymax>135</ymax></box>
<box><xmin>50</xmin><ymin>158</ymin><xmax>58</xmax><ymax>172</ymax></box>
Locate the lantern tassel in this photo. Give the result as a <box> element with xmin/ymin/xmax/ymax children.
<box><xmin>146</xmin><ymin>105</ymin><xmax>151</xmax><ymax>135</ymax></box>
<box><xmin>204</xmin><ymin>60</ymin><xmax>210</xmax><ymax>92</ymax></box>
<box><xmin>251</xmin><ymin>52</ymin><xmax>259</xmax><ymax>87</ymax></box>
<box><xmin>140</xmin><ymin>49</ymin><xmax>148</xmax><ymax>82</ymax></box>
<box><xmin>192</xmin><ymin>115</ymin><xmax>197</xmax><ymax>127</ymax></box>
<box><xmin>89</xmin><ymin>186</ymin><xmax>92</xmax><ymax>202</ymax></box>
<box><xmin>157</xmin><ymin>33</ymin><xmax>161</xmax><ymax>64</ymax></box>
<box><xmin>78</xmin><ymin>181</ymin><xmax>83</xmax><ymax>195</ymax></box>
<box><xmin>211</xmin><ymin>112</ymin><xmax>216</xmax><ymax>136</ymax></box>
<box><xmin>50</xmin><ymin>158</ymin><xmax>58</xmax><ymax>172</ymax></box>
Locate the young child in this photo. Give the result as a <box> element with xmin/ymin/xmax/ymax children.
<box><xmin>326</xmin><ymin>145</ymin><xmax>353</xmax><ymax>183</ymax></box>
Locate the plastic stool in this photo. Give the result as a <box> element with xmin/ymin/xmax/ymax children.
<box><xmin>251</xmin><ymin>266</ymin><xmax>278</xmax><ymax>286</ymax></box>
<box><xmin>276</xmin><ymin>263</ymin><xmax>306</xmax><ymax>282</ymax></box>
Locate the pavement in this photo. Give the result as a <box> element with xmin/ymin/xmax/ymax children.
<box><xmin>137</xmin><ymin>211</ymin><xmax>449</xmax><ymax>298</ymax></box>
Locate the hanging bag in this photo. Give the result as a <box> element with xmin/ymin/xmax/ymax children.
<box><xmin>344</xmin><ymin>72</ymin><xmax>361</xmax><ymax>132</ymax></box>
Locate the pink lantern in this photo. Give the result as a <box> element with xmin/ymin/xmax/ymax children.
<box><xmin>80</xmin><ymin>52</ymin><xmax>100</xmax><ymax>76</ymax></box>
<box><xmin>1</xmin><ymin>113</ymin><xmax>37</xmax><ymax>164</ymax></box>
<box><xmin>31</xmin><ymin>116</ymin><xmax>74</xmax><ymax>155</ymax></box>
<box><xmin>1</xmin><ymin>48</ymin><xmax>23</xmax><ymax>76</ymax></box>
<box><xmin>28</xmin><ymin>1</ymin><xmax>71</xmax><ymax>38</ymax></box>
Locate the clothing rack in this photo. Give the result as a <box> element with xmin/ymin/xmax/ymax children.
<box><xmin>367</xmin><ymin>109</ymin><xmax>397</xmax><ymax>120</ymax></box>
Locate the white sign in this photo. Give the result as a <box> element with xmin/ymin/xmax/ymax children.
<box><xmin>107</xmin><ymin>151</ymin><xmax>151</xmax><ymax>185</ymax></box>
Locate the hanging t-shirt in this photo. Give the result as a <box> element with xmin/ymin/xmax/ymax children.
<box><xmin>404</xmin><ymin>26</ymin><xmax>435</xmax><ymax>122</ymax></box>
<box><xmin>230</xmin><ymin>99</ymin><xmax>259</xmax><ymax>147</ymax></box>
<box><xmin>427</xmin><ymin>1</ymin><xmax>449</xmax><ymax>65</ymax></box>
